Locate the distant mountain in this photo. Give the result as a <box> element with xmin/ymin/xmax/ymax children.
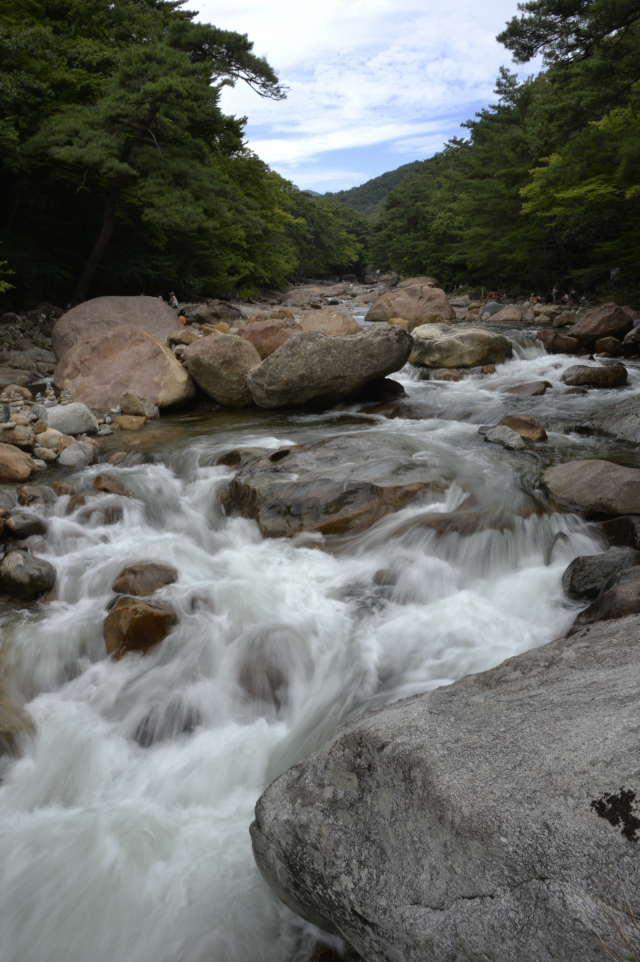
<box><xmin>324</xmin><ymin>161</ymin><xmax>423</xmax><ymax>219</ymax></box>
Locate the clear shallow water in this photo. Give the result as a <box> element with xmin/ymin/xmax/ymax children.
<box><xmin>0</xmin><ymin>334</ymin><xmax>636</xmax><ymax>962</ymax></box>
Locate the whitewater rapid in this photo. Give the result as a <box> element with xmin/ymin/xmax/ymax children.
<box><xmin>0</xmin><ymin>331</ymin><xmax>637</xmax><ymax>962</ymax></box>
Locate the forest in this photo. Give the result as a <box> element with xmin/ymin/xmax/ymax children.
<box><xmin>0</xmin><ymin>0</ymin><xmax>369</xmax><ymax>308</ymax></box>
<box><xmin>370</xmin><ymin>0</ymin><xmax>640</xmax><ymax>297</ymax></box>
<box><xmin>324</xmin><ymin>161</ymin><xmax>423</xmax><ymax>219</ymax></box>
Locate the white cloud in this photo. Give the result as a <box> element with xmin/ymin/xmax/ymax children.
<box><xmin>186</xmin><ymin>0</ymin><xmax>531</xmax><ymax>190</ymax></box>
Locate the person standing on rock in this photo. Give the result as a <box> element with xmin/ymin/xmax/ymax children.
<box><xmin>169</xmin><ymin>292</ymin><xmax>178</xmax><ymax>309</ymax></box>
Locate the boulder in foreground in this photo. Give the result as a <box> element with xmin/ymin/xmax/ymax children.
<box><xmin>247</xmin><ymin>325</ymin><xmax>412</xmax><ymax>409</ymax></box>
<box><xmin>409</xmin><ymin>325</ymin><xmax>512</xmax><ymax>368</ymax></box>
<box><xmin>184</xmin><ymin>333</ymin><xmax>260</xmax><ymax>407</ymax></box>
<box><xmin>52</xmin><ymin>295</ymin><xmax>179</xmax><ymax>360</ymax></box>
<box><xmin>541</xmin><ymin>459</ymin><xmax>640</xmax><ymax>516</ymax></box>
<box><xmin>55</xmin><ymin>330</ymin><xmax>195</xmax><ymax>410</ymax></box>
<box><xmin>103</xmin><ymin>596</ymin><xmax>178</xmax><ymax>659</ymax></box>
<box><xmin>0</xmin><ymin>443</ymin><xmax>37</xmax><ymax>483</ymax></box>
<box><xmin>365</xmin><ymin>285</ymin><xmax>455</xmax><ymax>325</ymax></box>
<box><xmin>0</xmin><ymin>549</ymin><xmax>56</xmax><ymax>599</ymax></box>
<box><xmin>251</xmin><ymin>615</ymin><xmax>640</xmax><ymax>962</ymax></box>
<box><xmin>562</xmin><ymin>362</ymin><xmax>627</xmax><ymax>389</ymax></box>
<box><xmin>220</xmin><ymin>433</ymin><xmax>452</xmax><ymax>537</ymax></box>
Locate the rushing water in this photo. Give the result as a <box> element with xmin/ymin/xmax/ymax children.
<box><xmin>0</xmin><ymin>322</ymin><xmax>638</xmax><ymax>962</ymax></box>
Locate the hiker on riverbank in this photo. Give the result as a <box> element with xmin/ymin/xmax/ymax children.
<box><xmin>169</xmin><ymin>292</ymin><xmax>178</xmax><ymax>309</ymax></box>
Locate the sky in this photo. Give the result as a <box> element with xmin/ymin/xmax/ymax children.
<box><xmin>184</xmin><ymin>0</ymin><xmax>535</xmax><ymax>194</ymax></box>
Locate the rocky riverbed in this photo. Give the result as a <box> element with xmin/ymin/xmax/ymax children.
<box><xmin>0</xmin><ymin>280</ymin><xmax>638</xmax><ymax>962</ymax></box>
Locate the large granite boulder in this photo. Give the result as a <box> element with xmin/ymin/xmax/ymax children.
<box><xmin>562</xmin><ymin>361</ymin><xmax>627</xmax><ymax>388</ymax></box>
<box><xmin>219</xmin><ymin>434</ymin><xmax>452</xmax><ymax>537</ymax></box>
<box><xmin>51</xmin><ymin>295</ymin><xmax>179</xmax><ymax>360</ymax></box>
<box><xmin>251</xmin><ymin>616</ymin><xmax>640</xmax><ymax>962</ymax></box>
<box><xmin>237</xmin><ymin>318</ymin><xmax>302</xmax><ymax>359</ymax></box>
<box><xmin>409</xmin><ymin>325</ymin><xmax>512</xmax><ymax>368</ymax></box>
<box><xmin>0</xmin><ymin>442</ymin><xmax>37</xmax><ymax>483</ymax></box>
<box><xmin>490</xmin><ymin>305</ymin><xmax>535</xmax><ymax>323</ymax></box>
<box><xmin>184</xmin><ymin>333</ymin><xmax>260</xmax><ymax>407</ymax></box>
<box><xmin>365</xmin><ymin>286</ymin><xmax>455</xmax><ymax>326</ymax></box>
<box><xmin>541</xmin><ymin>459</ymin><xmax>640</xmax><ymax>516</ymax></box>
<box><xmin>536</xmin><ymin>330</ymin><xmax>579</xmax><ymax>354</ymax></box>
<box><xmin>54</xmin><ymin>330</ymin><xmax>195</xmax><ymax>410</ymax></box>
<box><xmin>187</xmin><ymin>299</ymin><xmax>246</xmax><ymax>325</ymax></box>
<box><xmin>567</xmin><ymin>302</ymin><xmax>633</xmax><ymax>346</ymax></box>
<box><xmin>247</xmin><ymin>326</ymin><xmax>412</xmax><ymax>409</ymax></box>
<box><xmin>298</xmin><ymin>311</ymin><xmax>361</xmax><ymax>336</ymax></box>
<box><xmin>397</xmin><ymin>275</ymin><xmax>437</xmax><ymax>288</ymax></box>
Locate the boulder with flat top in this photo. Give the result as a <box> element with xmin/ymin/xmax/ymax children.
<box><xmin>410</xmin><ymin>325</ymin><xmax>512</xmax><ymax>368</ymax></box>
<box><xmin>366</xmin><ymin>285</ymin><xmax>455</xmax><ymax>326</ymax></box>
<box><xmin>52</xmin><ymin>295</ymin><xmax>180</xmax><ymax>360</ymax></box>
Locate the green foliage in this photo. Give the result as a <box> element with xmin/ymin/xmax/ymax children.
<box><xmin>325</xmin><ymin>161</ymin><xmax>423</xmax><ymax>219</ymax></box>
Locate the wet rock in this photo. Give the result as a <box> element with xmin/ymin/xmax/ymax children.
<box><xmin>504</xmin><ymin>380</ymin><xmax>551</xmax><ymax>397</ymax></box>
<box><xmin>220</xmin><ymin>434</ymin><xmax>452</xmax><ymax>538</ymax></box>
<box><xmin>299</xmin><ymin>311</ymin><xmax>361</xmax><ymax>336</ymax></box>
<box><xmin>0</xmin><ymin>549</ymin><xmax>56</xmax><ymax>598</ymax></box>
<box><xmin>0</xmin><ymin>443</ymin><xmax>37</xmax><ymax>483</ymax></box>
<box><xmin>17</xmin><ymin>484</ymin><xmax>48</xmax><ymax>506</ymax></box>
<box><xmin>54</xmin><ymin>329</ymin><xmax>195</xmax><ymax>410</ymax></box>
<box><xmin>103</xmin><ymin>595</ymin><xmax>178</xmax><ymax>659</ymax></box>
<box><xmin>58</xmin><ymin>440</ymin><xmax>96</xmax><ymax>469</ymax></box>
<box><xmin>236</xmin><ymin>624</ymin><xmax>304</xmax><ymax>710</ymax></box>
<box><xmin>0</xmin><ymin>424</ymin><xmax>35</xmax><ymax>452</ymax></box>
<box><xmin>247</xmin><ymin>326</ymin><xmax>412</xmax><ymax>410</ymax></box>
<box><xmin>541</xmin><ymin>459</ymin><xmax>640</xmax><ymax>516</ymax></box>
<box><xmin>567</xmin><ymin>302</ymin><xmax>633</xmax><ymax>347</ymax></box>
<box><xmin>48</xmin><ymin>481</ymin><xmax>75</xmax><ymax>497</ymax></box>
<box><xmin>5</xmin><ymin>513</ymin><xmax>47</xmax><ymax>538</ymax></box>
<box><xmin>66</xmin><ymin>492</ymin><xmax>87</xmax><ymax>513</ymax></box>
<box><xmin>600</xmin><ymin>515</ymin><xmax>640</xmax><ymax>549</ymax></box>
<box><xmin>237</xmin><ymin>318</ymin><xmax>302</xmax><ymax>359</ymax></box>
<box><xmin>484</xmin><ymin>426</ymin><xmax>525</xmax><ymax>451</ymax></box>
<box><xmin>112</xmin><ymin>415</ymin><xmax>146</xmax><ymax>431</ymax></box>
<box><xmin>562</xmin><ymin>362</ymin><xmax>627</xmax><ymax>388</ymax></box>
<box><xmin>594</xmin><ymin>336</ymin><xmax>622</xmax><ymax>356</ymax></box>
<box><xmin>409</xmin><ymin>325</ymin><xmax>512</xmax><ymax>368</ymax></box>
<box><xmin>119</xmin><ymin>390</ymin><xmax>159</xmax><ymax>419</ymax></box>
<box><xmin>365</xmin><ymin>285</ymin><xmax>455</xmax><ymax>326</ymax></box>
<box><xmin>42</xmin><ymin>402</ymin><xmax>98</xmax><ymax>436</ymax></box>
<box><xmin>107</xmin><ymin>452</ymin><xmax>128</xmax><ymax>466</ymax></box>
<box><xmin>432</xmin><ymin>368</ymin><xmax>463</xmax><ymax>381</ymax></box>
<box><xmin>480</xmin><ymin>364</ymin><xmax>495</xmax><ymax>374</ymax></box>
<box><xmin>536</xmin><ymin>330</ymin><xmax>579</xmax><ymax>354</ymax></box>
<box><xmin>498</xmin><ymin>414</ymin><xmax>547</xmax><ymax>442</ymax></box>
<box><xmin>561</xmin><ymin>548</ymin><xmax>640</xmax><ymax>600</ymax></box>
<box><xmin>57</xmin><ymin>435</ymin><xmax>75</xmax><ymax>454</ymax></box>
<box><xmin>250</xmin><ymin>616</ymin><xmax>640</xmax><ymax>962</ymax></box>
<box><xmin>112</xmin><ymin>562</ymin><xmax>177</xmax><ymax>597</ymax></box>
<box><xmin>622</xmin><ymin>324</ymin><xmax>640</xmax><ymax>353</ymax></box>
<box><xmin>350</xmin><ymin>378</ymin><xmax>406</xmax><ymax>406</ymax></box>
<box><xmin>184</xmin><ymin>333</ymin><xmax>260</xmax><ymax>407</ymax></box>
<box><xmin>51</xmin><ymin>295</ymin><xmax>179</xmax><ymax>360</ymax></box>
<box><xmin>0</xmin><ymin>695</ymin><xmax>34</xmax><ymax>757</ymax></box>
<box><xmin>93</xmin><ymin>474</ymin><xmax>131</xmax><ymax>497</ymax></box>
<box><xmin>592</xmin><ymin>394</ymin><xmax>640</xmax><ymax>442</ymax></box>
<box><xmin>571</xmin><ymin>567</ymin><xmax>640</xmax><ymax>630</ymax></box>
<box><xmin>33</xmin><ymin>445</ymin><xmax>56</xmax><ymax>463</ymax></box>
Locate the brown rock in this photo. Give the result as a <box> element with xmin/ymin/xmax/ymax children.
<box><xmin>504</xmin><ymin>380</ymin><xmax>552</xmax><ymax>397</ymax></box>
<box><xmin>55</xmin><ymin>329</ymin><xmax>195</xmax><ymax>410</ymax></box>
<box><xmin>396</xmin><ymin>275</ymin><xmax>437</xmax><ymax>288</ymax></box>
<box><xmin>184</xmin><ymin>334</ymin><xmax>260</xmax><ymax>407</ymax></box>
<box><xmin>562</xmin><ymin>362</ymin><xmax>627</xmax><ymax>388</ymax></box>
<box><xmin>567</xmin><ymin>302</ymin><xmax>633</xmax><ymax>346</ymax></box>
<box><xmin>3</xmin><ymin>384</ymin><xmax>32</xmax><ymax>400</ymax></box>
<box><xmin>481</xmin><ymin>364</ymin><xmax>495</xmax><ymax>374</ymax></box>
<box><xmin>0</xmin><ymin>442</ymin><xmax>37</xmax><ymax>483</ymax></box>
<box><xmin>499</xmin><ymin>414</ymin><xmax>547</xmax><ymax>442</ymax></box>
<box><xmin>189</xmin><ymin>300</ymin><xmax>245</xmax><ymax>325</ymax></box>
<box><xmin>541</xmin><ymin>459</ymin><xmax>640</xmax><ymax>517</ymax></box>
<box><xmin>298</xmin><ymin>311</ymin><xmax>361</xmax><ymax>336</ymax></box>
<box><xmin>536</xmin><ymin>330</ymin><xmax>579</xmax><ymax>354</ymax></box>
<box><xmin>107</xmin><ymin>452</ymin><xmax>128</xmax><ymax>465</ymax></box>
<box><xmin>49</xmin><ymin>481</ymin><xmax>75</xmax><ymax>497</ymax></box>
<box><xmin>0</xmin><ymin>425</ymin><xmax>35</xmax><ymax>452</ymax></box>
<box><xmin>490</xmin><ymin>305</ymin><xmax>526</xmax><ymax>323</ymax></box>
<box><xmin>52</xmin><ymin>295</ymin><xmax>180</xmax><ymax>360</ymax></box>
<box><xmin>93</xmin><ymin>474</ymin><xmax>131</xmax><ymax>497</ymax></box>
<box><xmin>600</xmin><ymin>515</ymin><xmax>640</xmax><ymax>549</ymax></box>
<box><xmin>237</xmin><ymin>318</ymin><xmax>302</xmax><ymax>359</ymax></box>
<box><xmin>433</xmin><ymin>369</ymin><xmax>463</xmax><ymax>381</ymax></box>
<box><xmin>112</xmin><ymin>562</ymin><xmax>178</xmax><ymax>597</ymax></box>
<box><xmin>0</xmin><ymin>695</ymin><xmax>34</xmax><ymax>757</ymax></box>
<box><xmin>571</xmin><ymin>568</ymin><xmax>640</xmax><ymax>631</ymax></box>
<box><xmin>366</xmin><ymin>285</ymin><xmax>455</xmax><ymax>326</ymax></box>
<box><xmin>33</xmin><ymin>420</ymin><xmax>47</xmax><ymax>435</ymax></box>
<box><xmin>103</xmin><ymin>596</ymin><xmax>178</xmax><ymax>659</ymax></box>
<box><xmin>112</xmin><ymin>415</ymin><xmax>146</xmax><ymax>431</ymax></box>
<box><xmin>10</xmin><ymin>412</ymin><xmax>30</xmax><ymax>427</ymax></box>
<box><xmin>166</xmin><ymin>328</ymin><xmax>200</xmax><ymax>347</ymax></box>
<box><xmin>594</xmin><ymin>336</ymin><xmax>622</xmax><ymax>356</ymax></box>
<box><xmin>269</xmin><ymin>308</ymin><xmax>296</xmax><ymax>321</ymax></box>
<box><xmin>18</xmin><ymin>484</ymin><xmax>47</xmax><ymax>506</ymax></box>
<box><xmin>201</xmin><ymin>322</ymin><xmax>230</xmax><ymax>336</ymax></box>
<box><xmin>66</xmin><ymin>493</ymin><xmax>87</xmax><ymax>513</ymax></box>
<box><xmin>119</xmin><ymin>390</ymin><xmax>159</xmax><ymax>419</ymax></box>
<box><xmin>385</xmin><ymin>316</ymin><xmax>426</xmax><ymax>334</ymax></box>
<box><xmin>57</xmin><ymin>435</ymin><xmax>75</xmax><ymax>454</ymax></box>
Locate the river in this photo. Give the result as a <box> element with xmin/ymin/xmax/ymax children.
<box><xmin>0</xmin><ymin>314</ymin><xmax>637</xmax><ymax>962</ymax></box>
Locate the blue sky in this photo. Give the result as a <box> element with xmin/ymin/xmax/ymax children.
<box><xmin>185</xmin><ymin>0</ymin><xmax>536</xmax><ymax>193</ymax></box>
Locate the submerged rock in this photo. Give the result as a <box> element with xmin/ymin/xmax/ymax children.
<box><xmin>541</xmin><ymin>459</ymin><xmax>640</xmax><ymax>516</ymax></box>
<box><xmin>504</xmin><ymin>380</ymin><xmax>551</xmax><ymax>397</ymax></box>
<box><xmin>0</xmin><ymin>549</ymin><xmax>56</xmax><ymax>599</ymax></box>
<box><xmin>409</xmin><ymin>325</ymin><xmax>512</xmax><ymax>369</ymax></box>
<box><xmin>251</xmin><ymin>616</ymin><xmax>640</xmax><ymax>962</ymax></box>
<box><xmin>93</xmin><ymin>474</ymin><xmax>131</xmax><ymax>497</ymax></box>
<box><xmin>247</xmin><ymin>326</ymin><xmax>412</xmax><ymax>410</ymax></box>
<box><xmin>220</xmin><ymin>434</ymin><xmax>452</xmax><ymax>538</ymax></box>
<box><xmin>103</xmin><ymin>596</ymin><xmax>178</xmax><ymax>659</ymax></box>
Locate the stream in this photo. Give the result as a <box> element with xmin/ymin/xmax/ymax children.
<box><xmin>0</xmin><ymin>317</ymin><xmax>638</xmax><ymax>962</ymax></box>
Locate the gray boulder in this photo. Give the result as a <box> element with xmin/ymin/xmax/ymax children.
<box><xmin>5</xmin><ymin>513</ymin><xmax>47</xmax><ymax>539</ymax></box>
<box><xmin>119</xmin><ymin>390</ymin><xmax>159</xmax><ymax>419</ymax></box>
<box><xmin>184</xmin><ymin>333</ymin><xmax>260</xmax><ymax>407</ymax></box>
<box><xmin>0</xmin><ymin>549</ymin><xmax>56</xmax><ymax>599</ymax></box>
<box><xmin>251</xmin><ymin>616</ymin><xmax>640</xmax><ymax>962</ymax></box>
<box><xmin>58</xmin><ymin>440</ymin><xmax>95</xmax><ymax>469</ymax></box>
<box><xmin>562</xmin><ymin>547</ymin><xmax>640</xmax><ymax>599</ymax></box>
<box><xmin>562</xmin><ymin>362</ymin><xmax>627</xmax><ymax>389</ymax></box>
<box><xmin>410</xmin><ymin>325</ymin><xmax>512</xmax><ymax>369</ymax></box>
<box><xmin>484</xmin><ymin>425</ymin><xmax>525</xmax><ymax>450</ymax></box>
<box><xmin>592</xmin><ymin>394</ymin><xmax>640</xmax><ymax>442</ymax></box>
<box><xmin>479</xmin><ymin>300</ymin><xmax>504</xmax><ymax>317</ymax></box>
<box><xmin>247</xmin><ymin>325</ymin><xmax>412</xmax><ymax>409</ymax></box>
<box><xmin>43</xmin><ymin>402</ymin><xmax>98</xmax><ymax>436</ymax></box>
<box><xmin>541</xmin><ymin>459</ymin><xmax>640</xmax><ymax>517</ymax></box>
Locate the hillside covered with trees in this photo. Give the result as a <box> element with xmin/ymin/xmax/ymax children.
<box><xmin>324</xmin><ymin>161</ymin><xmax>422</xmax><ymax>219</ymax></box>
<box><xmin>0</xmin><ymin>0</ymin><xmax>369</xmax><ymax>308</ymax></box>
<box><xmin>370</xmin><ymin>0</ymin><xmax>640</xmax><ymax>297</ymax></box>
